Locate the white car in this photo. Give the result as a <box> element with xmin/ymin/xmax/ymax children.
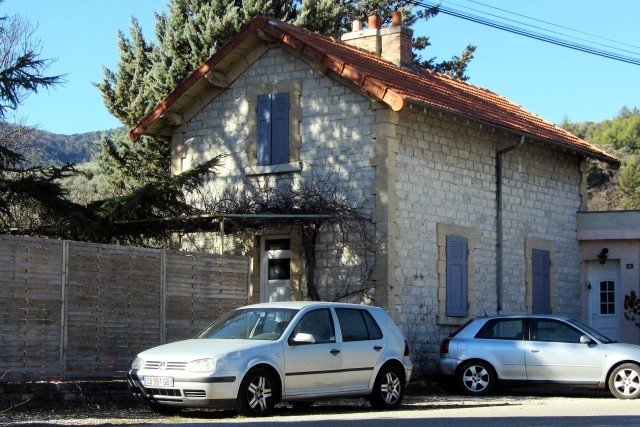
<box><xmin>128</xmin><ymin>301</ymin><xmax>412</xmax><ymax>416</ymax></box>
<box><xmin>438</xmin><ymin>315</ymin><xmax>640</xmax><ymax>399</ymax></box>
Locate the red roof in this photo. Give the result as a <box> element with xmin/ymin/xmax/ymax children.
<box><xmin>131</xmin><ymin>16</ymin><xmax>618</xmax><ymax>166</ymax></box>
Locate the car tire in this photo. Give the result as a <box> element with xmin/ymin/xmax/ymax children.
<box><xmin>608</xmin><ymin>363</ymin><xmax>640</xmax><ymax>399</ymax></box>
<box><xmin>457</xmin><ymin>360</ymin><xmax>496</xmax><ymax>396</ymax></box>
<box><xmin>369</xmin><ymin>365</ymin><xmax>405</xmax><ymax>410</ymax></box>
<box><xmin>235</xmin><ymin>367</ymin><xmax>278</xmax><ymax>416</ymax></box>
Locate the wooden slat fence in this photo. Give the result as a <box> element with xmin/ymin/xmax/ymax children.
<box><xmin>0</xmin><ymin>235</ymin><xmax>249</xmax><ymax>382</ymax></box>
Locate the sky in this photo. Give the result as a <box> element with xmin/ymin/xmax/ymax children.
<box><xmin>3</xmin><ymin>0</ymin><xmax>640</xmax><ymax>135</ymax></box>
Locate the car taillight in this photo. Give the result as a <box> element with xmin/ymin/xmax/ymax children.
<box><xmin>404</xmin><ymin>340</ymin><xmax>410</xmax><ymax>357</ymax></box>
<box><xmin>439</xmin><ymin>337</ymin><xmax>451</xmax><ymax>354</ymax></box>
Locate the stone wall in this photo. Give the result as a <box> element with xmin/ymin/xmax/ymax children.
<box><xmin>390</xmin><ymin>107</ymin><xmax>583</xmax><ymax>368</ymax></box>
<box><xmin>174</xmin><ymin>47</ymin><xmax>379</xmax><ymax>303</ymax></box>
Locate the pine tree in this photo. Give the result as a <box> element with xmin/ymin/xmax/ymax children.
<box><xmin>0</xmin><ymin>9</ymin><xmax>78</xmax><ymax>236</ymax></box>
<box><xmin>0</xmin><ymin>3</ymin><xmax>222</xmax><ymax>243</ymax></box>
<box><xmin>97</xmin><ymin>18</ymin><xmax>155</xmax><ymax>128</ymax></box>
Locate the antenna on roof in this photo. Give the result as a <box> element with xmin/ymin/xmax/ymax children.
<box><xmin>475</xmin><ymin>293</ymin><xmax>488</xmax><ymax>317</ymax></box>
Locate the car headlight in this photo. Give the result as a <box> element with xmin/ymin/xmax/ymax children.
<box><xmin>131</xmin><ymin>356</ymin><xmax>144</xmax><ymax>370</ymax></box>
<box><xmin>186</xmin><ymin>358</ymin><xmax>216</xmax><ymax>372</ymax></box>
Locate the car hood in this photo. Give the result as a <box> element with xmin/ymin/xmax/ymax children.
<box><xmin>138</xmin><ymin>339</ymin><xmax>274</xmax><ymax>361</ymax></box>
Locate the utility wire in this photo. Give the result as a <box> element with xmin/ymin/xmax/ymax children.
<box><xmin>463</xmin><ymin>0</ymin><xmax>640</xmax><ymax>51</ymax></box>
<box><xmin>409</xmin><ymin>0</ymin><xmax>640</xmax><ymax>66</ymax></box>
<box><xmin>444</xmin><ymin>0</ymin><xmax>640</xmax><ymax>55</ymax></box>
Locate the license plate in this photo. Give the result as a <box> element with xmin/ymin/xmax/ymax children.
<box><xmin>144</xmin><ymin>376</ymin><xmax>174</xmax><ymax>387</ymax></box>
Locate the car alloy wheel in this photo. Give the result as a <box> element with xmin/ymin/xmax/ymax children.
<box><xmin>608</xmin><ymin>363</ymin><xmax>640</xmax><ymax>399</ymax></box>
<box><xmin>369</xmin><ymin>365</ymin><xmax>404</xmax><ymax>409</ymax></box>
<box><xmin>458</xmin><ymin>361</ymin><xmax>495</xmax><ymax>395</ymax></box>
<box><xmin>236</xmin><ymin>367</ymin><xmax>278</xmax><ymax>416</ymax></box>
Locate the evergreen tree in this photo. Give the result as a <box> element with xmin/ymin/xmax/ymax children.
<box><xmin>0</xmin><ymin>7</ymin><xmax>78</xmax><ymax>235</ymax></box>
<box><xmin>618</xmin><ymin>155</ymin><xmax>640</xmax><ymax>209</ymax></box>
<box><xmin>294</xmin><ymin>0</ymin><xmax>348</xmax><ymax>35</ymax></box>
<box><xmin>95</xmin><ymin>130</ymin><xmax>170</xmax><ymax>195</ymax></box>
<box><xmin>0</xmin><ymin>3</ymin><xmax>221</xmax><ymax>243</ymax></box>
<box><xmin>591</xmin><ymin>109</ymin><xmax>640</xmax><ymax>153</ymax></box>
<box><xmin>562</xmin><ymin>107</ymin><xmax>640</xmax><ymax>211</ymax></box>
<box><xmin>0</xmin><ymin>10</ymin><xmax>59</xmax><ymax>118</ymax></box>
<box><xmin>97</xmin><ymin>18</ymin><xmax>155</xmax><ymax>128</ymax></box>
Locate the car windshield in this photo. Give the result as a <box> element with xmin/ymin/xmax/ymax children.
<box><xmin>566</xmin><ymin>318</ymin><xmax>615</xmax><ymax>343</ymax></box>
<box><xmin>196</xmin><ymin>308</ymin><xmax>298</xmax><ymax>340</ymax></box>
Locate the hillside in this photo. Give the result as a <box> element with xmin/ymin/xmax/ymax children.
<box><xmin>1</xmin><ymin>122</ymin><xmax>121</xmax><ymax>165</ymax></box>
<box><xmin>37</xmin><ymin>128</ymin><xmax>102</xmax><ymax>164</ymax></box>
<box><xmin>37</xmin><ymin>127</ymin><xmax>120</xmax><ymax>165</ymax></box>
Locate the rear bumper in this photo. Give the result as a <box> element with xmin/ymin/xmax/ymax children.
<box><xmin>438</xmin><ymin>357</ymin><xmax>460</xmax><ymax>376</ymax></box>
<box><xmin>404</xmin><ymin>360</ymin><xmax>413</xmax><ymax>383</ymax></box>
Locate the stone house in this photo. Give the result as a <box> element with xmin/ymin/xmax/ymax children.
<box><xmin>130</xmin><ymin>15</ymin><xmax>619</xmax><ymax>367</ymax></box>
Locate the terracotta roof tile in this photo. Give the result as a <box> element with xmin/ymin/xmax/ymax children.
<box><xmin>131</xmin><ymin>16</ymin><xmax>618</xmax><ymax>167</ymax></box>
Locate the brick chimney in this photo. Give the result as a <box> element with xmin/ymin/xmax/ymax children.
<box><xmin>341</xmin><ymin>11</ymin><xmax>413</xmax><ymax>68</ymax></box>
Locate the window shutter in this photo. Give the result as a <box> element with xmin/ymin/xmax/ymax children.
<box><xmin>257</xmin><ymin>94</ymin><xmax>271</xmax><ymax>165</ymax></box>
<box><xmin>271</xmin><ymin>92</ymin><xmax>289</xmax><ymax>165</ymax></box>
<box><xmin>446</xmin><ymin>236</ymin><xmax>468</xmax><ymax>317</ymax></box>
<box><xmin>532</xmin><ymin>249</ymin><xmax>551</xmax><ymax>314</ymax></box>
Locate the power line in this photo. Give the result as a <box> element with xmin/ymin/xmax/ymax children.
<box><xmin>463</xmin><ymin>0</ymin><xmax>640</xmax><ymax>51</ymax></box>
<box><xmin>410</xmin><ymin>0</ymin><xmax>640</xmax><ymax>66</ymax></box>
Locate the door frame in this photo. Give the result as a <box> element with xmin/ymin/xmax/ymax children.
<box><xmin>260</xmin><ymin>235</ymin><xmax>292</xmax><ymax>302</ymax></box>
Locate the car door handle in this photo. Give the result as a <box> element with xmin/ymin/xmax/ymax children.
<box><xmin>373</xmin><ymin>345</ymin><xmax>383</xmax><ymax>352</ymax></box>
<box><xmin>330</xmin><ymin>349</ymin><xmax>340</xmax><ymax>355</ymax></box>
<box><xmin>530</xmin><ymin>349</ymin><xmax>541</xmax><ymax>353</ymax></box>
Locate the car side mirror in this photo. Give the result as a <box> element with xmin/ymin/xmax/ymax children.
<box><xmin>289</xmin><ymin>333</ymin><xmax>315</xmax><ymax>345</ymax></box>
<box><xmin>579</xmin><ymin>335</ymin><xmax>592</xmax><ymax>344</ymax></box>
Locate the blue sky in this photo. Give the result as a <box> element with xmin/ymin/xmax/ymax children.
<box><xmin>4</xmin><ymin>0</ymin><xmax>640</xmax><ymax>135</ymax></box>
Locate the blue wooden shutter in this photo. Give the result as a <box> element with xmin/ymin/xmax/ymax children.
<box><xmin>271</xmin><ymin>93</ymin><xmax>289</xmax><ymax>165</ymax></box>
<box><xmin>446</xmin><ymin>236</ymin><xmax>468</xmax><ymax>317</ymax></box>
<box><xmin>257</xmin><ymin>94</ymin><xmax>271</xmax><ymax>165</ymax></box>
<box><xmin>532</xmin><ymin>249</ymin><xmax>551</xmax><ymax>314</ymax></box>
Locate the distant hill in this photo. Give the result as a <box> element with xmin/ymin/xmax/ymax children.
<box><xmin>36</xmin><ymin>128</ymin><xmax>119</xmax><ymax>165</ymax></box>
<box><xmin>37</xmin><ymin>129</ymin><xmax>101</xmax><ymax>164</ymax></box>
<box><xmin>1</xmin><ymin>122</ymin><xmax>123</xmax><ymax>165</ymax></box>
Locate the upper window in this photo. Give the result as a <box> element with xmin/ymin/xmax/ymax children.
<box><xmin>257</xmin><ymin>92</ymin><xmax>289</xmax><ymax>166</ymax></box>
<box><xmin>336</xmin><ymin>308</ymin><xmax>383</xmax><ymax>342</ymax></box>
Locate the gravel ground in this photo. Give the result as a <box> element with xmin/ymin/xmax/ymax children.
<box><xmin>0</xmin><ymin>385</ymin><xmax>622</xmax><ymax>426</ymax></box>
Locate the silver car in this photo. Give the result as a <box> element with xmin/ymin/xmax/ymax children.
<box><xmin>438</xmin><ymin>315</ymin><xmax>640</xmax><ymax>399</ymax></box>
<box><xmin>128</xmin><ymin>301</ymin><xmax>412</xmax><ymax>416</ymax></box>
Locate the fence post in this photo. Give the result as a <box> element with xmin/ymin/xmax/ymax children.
<box><xmin>59</xmin><ymin>240</ymin><xmax>69</xmax><ymax>380</ymax></box>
